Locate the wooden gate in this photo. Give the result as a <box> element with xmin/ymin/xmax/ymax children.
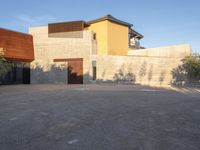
<box><xmin>54</xmin><ymin>58</ymin><xmax>83</xmax><ymax>84</ymax></box>
<box><xmin>68</xmin><ymin>60</ymin><xmax>83</xmax><ymax>84</ymax></box>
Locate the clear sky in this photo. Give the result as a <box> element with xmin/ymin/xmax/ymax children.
<box><xmin>1</xmin><ymin>0</ymin><xmax>199</xmax><ymax>52</ymax></box>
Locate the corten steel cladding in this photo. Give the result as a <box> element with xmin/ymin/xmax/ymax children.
<box><xmin>48</xmin><ymin>21</ymin><xmax>86</xmax><ymax>33</ymax></box>
<box><xmin>0</xmin><ymin>28</ymin><xmax>34</xmax><ymax>62</ymax></box>
<box><xmin>68</xmin><ymin>60</ymin><xmax>83</xmax><ymax>84</ymax></box>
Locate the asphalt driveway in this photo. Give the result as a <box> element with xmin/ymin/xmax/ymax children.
<box><xmin>0</xmin><ymin>84</ymin><xmax>200</xmax><ymax>150</ymax></box>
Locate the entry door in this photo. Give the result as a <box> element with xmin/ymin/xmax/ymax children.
<box><xmin>23</xmin><ymin>66</ymin><xmax>30</xmax><ymax>84</ymax></box>
<box><xmin>68</xmin><ymin>60</ymin><xmax>83</xmax><ymax>84</ymax></box>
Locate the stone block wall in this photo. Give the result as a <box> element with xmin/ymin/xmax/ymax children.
<box><xmin>29</xmin><ymin>26</ymin><xmax>191</xmax><ymax>87</ymax></box>
<box><xmin>29</xmin><ymin>26</ymin><xmax>94</xmax><ymax>84</ymax></box>
<box><xmin>128</xmin><ymin>44</ymin><xmax>191</xmax><ymax>58</ymax></box>
<box><xmin>96</xmin><ymin>45</ymin><xmax>191</xmax><ymax>87</ymax></box>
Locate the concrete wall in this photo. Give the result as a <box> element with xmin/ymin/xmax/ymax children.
<box><xmin>48</xmin><ymin>31</ymin><xmax>84</xmax><ymax>38</ymax></box>
<box><xmin>96</xmin><ymin>45</ymin><xmax>191</xmax><ymax>87</ymax></box>
<box><xmin>29</xmin><ymin>25</ymin><xmax>191</xmax><ymax>87</ymax></box>
<box><xmin>128</xmin><ymin>44</ymin><xmax>191</xmax><ymax>58</ymax></box>
<box><xmin>29</xmin><ymin>26</ymin><xmax>94</xmax><ymax>84</ymax></box>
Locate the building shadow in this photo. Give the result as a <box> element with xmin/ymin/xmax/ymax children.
<box><xmin>148</xmin><ymin>64</ymin><xmax>153</xmax><ymax>84</ymax></box>
<box><xmin>31</xmin><ymin>64</ymin><xmax>137</xmax><ymax>85</ymax></box>
<box><xmin>96</xmin><ymin>64</ymin><xmax>136</xmax><ymax>85</ymax></box>
<box><xmin>171</xmin><ymin>64</ymin><xmax>200</xmax><ymax>87</ymax></box>
<box><xmin>138</xmin><ymin>61</ymin><xmax>147</xmax><ymax>83</ymax></box>
<box><xmin>159</xmin><ymin>70</ymin><xmax>166</xmax><ymax>86</ymax></box>
<box><xmin>113</xmin><ymin>68</ymin><xmax>136</xmax><ymax>83</ymax></box>
<box><xmin>31</xmin><ymin>64</ymin><xmax>68</xmax><ymax>84</ymax></box>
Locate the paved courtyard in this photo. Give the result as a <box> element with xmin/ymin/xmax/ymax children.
<box><xmin>0</xmin><ymin>84</ymin><xmax>200</xmax><ymax>150</ymax></box>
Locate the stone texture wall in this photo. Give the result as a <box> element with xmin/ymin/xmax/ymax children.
<box><xmin>29</xmin><ymin>26</ymin><xmax>191</xmax><ymax>87</ymax></box>
<box><xmin>48</xmin><ymin>31</ymin><xmax>84</xmax><ymax>38</ymax></box>
<box><xmin>29</xmin><ymin>26</ymin><xmax>94</xmax><ymax>84</ymax></box>
<box><xmin>96</xmin><ymin>45</ymin><xmax>191</xmax><ymax>87</ymax></box>
<box><xmin>128</xmin><ymin>44</ymin><xmax>191</xmax><ymax>58</ymax></box>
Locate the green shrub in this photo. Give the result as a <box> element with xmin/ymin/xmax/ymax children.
<box><xmin>182</xmin><ymin>53</ymin><xmax>200</xmax><ymax>79</ymax></box>
<box><xmin>0</xmin><ymin>49</ymin><xmax>12</xmax><ymax>80</ymax></box>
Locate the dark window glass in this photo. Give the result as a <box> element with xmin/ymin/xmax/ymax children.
<box><xmin>93</xmin><ymin>66</ymin><xmax>96</xmax><ymax>80</ymax></box>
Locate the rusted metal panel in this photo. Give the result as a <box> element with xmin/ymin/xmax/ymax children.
<box><xmin>54</xmin><ymin>58</ymin><xmax>83</xmax><ymax>62</ymax></box>
<box><xmin>48</xmin><ymin>21</ymin><xmax>86</xmax><ymax>33</ymax></box>
<box><xmin>68</xmin><ymin>60</ymin><xmax>83</xmax><ymax>84</ymax></box>
<box><xmin>0</xmin><ymin>28</ymin><xmax>34</xmax><ymax>62</ymax></box>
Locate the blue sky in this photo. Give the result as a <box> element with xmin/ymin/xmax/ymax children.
<box><xmin>1</xmin><ymin>0</ymin><xmax>200</xmax><ymax>52</ymax></box>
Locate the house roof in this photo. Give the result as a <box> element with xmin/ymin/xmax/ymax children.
<box><xmin>46</xmin><ymin>14</ymin><xmax>143</xmax><ymax>39</ymax></box>
<box><xmin>129</xmin><ymin>28</ymin><xmax>143</xmax><ymax>39</ymax></box>
<box><xmin>87</xmin><ymin>14</ymin><xmax>133</xmax><ymax>27</ymax></box>
<box><xmin>87</xmin><ymin>14</ymin><xmax>143</xmax><ymax>39</ymax></box>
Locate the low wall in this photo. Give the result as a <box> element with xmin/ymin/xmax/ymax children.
<box><xmin>128</xmin><ymin>44</ymin><xmax>191</xmax><ymax>58</ymax></box>
<box><xmin>96</xmin><ymin>45</ymin><xmax>191</xmax><ymax>87</ymax></box>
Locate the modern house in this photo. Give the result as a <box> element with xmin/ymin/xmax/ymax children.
<box><xmin>0</xmin><ymin>14</ymin><xmax>191</xmax><ymax>86</ymax></box>
<box><xmin>29</xmin><ymin>14</ymin><xmax>143</xmax><ymax>84</ymax></box>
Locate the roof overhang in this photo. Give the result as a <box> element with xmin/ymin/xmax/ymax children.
<box><xmin>87</xmin><ymin>14</ymin><xmax>133</xmax><ymax>27</ymax></box>
<box><xmin>129</xmin><ymin>28</ymin><xmax>143</xmax><ymax>39</ymax></box>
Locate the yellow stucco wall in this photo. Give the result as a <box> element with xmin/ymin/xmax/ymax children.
<box><xmin>88</xmin><ymin>20</ymin><xmax>108</xmax><ymax>55</ymax></box>
<box><xmin>107</xmin><ymin>21</ymin><xmax>129</xmax><ymax>55</ymax></box>
<box><xmin>87</xmin><ymin>20</ymin><xmax>130</xmax><ymax>56</ymax></box>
